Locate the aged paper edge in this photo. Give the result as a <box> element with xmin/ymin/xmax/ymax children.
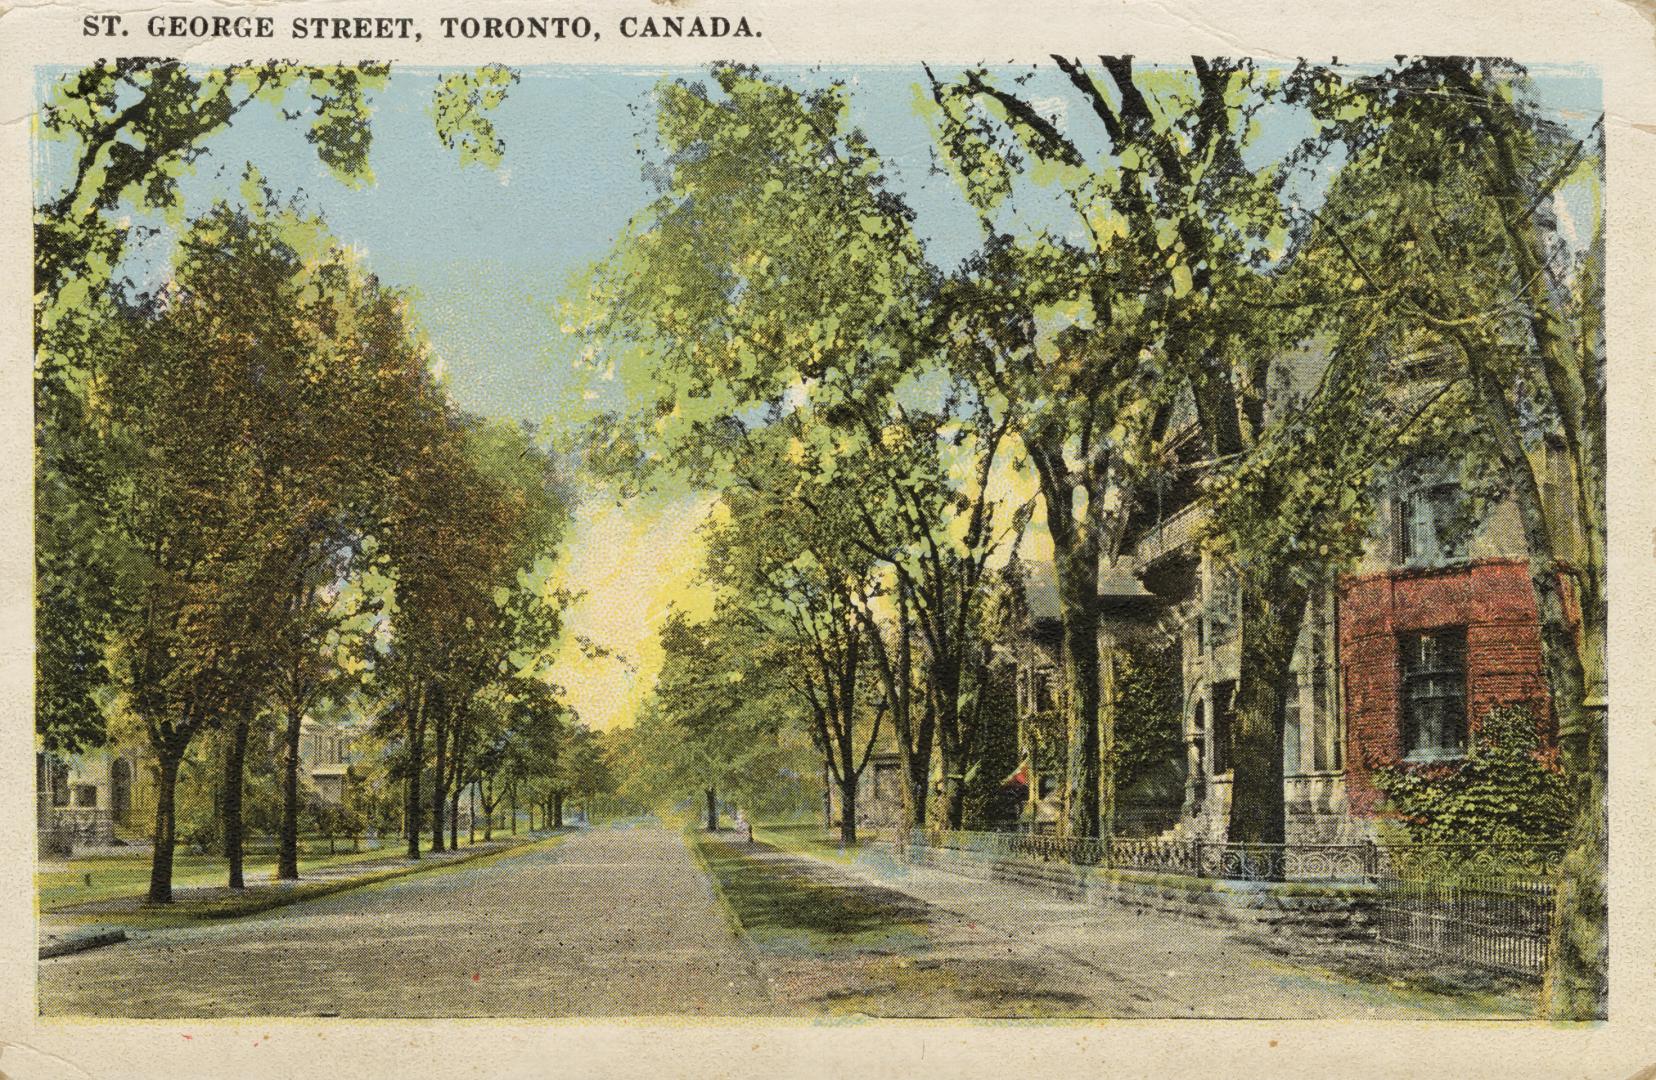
<box><xmin>1</xmin><ymin>1</ymin><xmax>1653</xmax><ymax>1076</ymax></box>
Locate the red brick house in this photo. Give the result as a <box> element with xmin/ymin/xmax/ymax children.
<box><xmin>1127</xmin><ymin>432</ymin><xmax>1577</xmax><ymax>844</ymax></box>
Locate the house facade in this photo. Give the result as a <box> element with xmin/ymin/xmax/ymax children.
<box><xmin>296</xmin><ymin>714</ymin><xmax>368</xmax><ymax>805</ymax></box>
<box><xmin>1126</xmin><ymin>440</ymin><xmax>1570</xmax><ymax>845</ymax></box>
<box><xmin>1011</xmin><ymin>428</ymin><xmax>1572</xmax><ymax>846</ymax></box>
<box><xmin>36</xmin><ymin>745</ymin><xmax>143</xmax><ymax>853</ymax></box>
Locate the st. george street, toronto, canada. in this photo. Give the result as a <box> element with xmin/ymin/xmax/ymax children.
<box><xmin>33</xmin><ymin>55</ymin><xmax>1607</xmax><ymax>1020</ymax></box>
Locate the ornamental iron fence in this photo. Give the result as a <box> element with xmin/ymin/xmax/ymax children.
<box><xmin>904</xmin><ymin>828</ymin><xmax>1565</xmax><ymax>979</ymax></box>
<box><xmin>911</xmin><ymin>828</ymin><xmax>1383</xmax><ymax>882</ymax></box>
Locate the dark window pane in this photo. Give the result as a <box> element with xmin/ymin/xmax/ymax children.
<box><xmin>1400</xmin><ymin>628</ymin><xmax>1467</xmax><ymax>757</ymax></box>
<box><xmin>1213</xmin><ymin>680</ymin><xmax>1237</xmax><ymax>774</ymax></box>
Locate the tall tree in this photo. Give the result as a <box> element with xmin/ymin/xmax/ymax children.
<box><xmin>569</xmin><ymin>68</ymin><xmax>1025</xmax><ymax>830</ymax></box>
<box><xmin>1298</xmin><ymin>57</ymin><xmax>1607</xmax><ymax>1018</ymax></box>
<box><xmin>34</xmin><ymin>58</ymin><xmax>516</xmax><ymax>760</ymax></box>
<box><xmin>97</xmin><ymin>205</ymin><xmax>382</xmax><ymax>902</ymax></box>
<box><xmin>921</xmin><ymin>57</ymin><xmax>1296</xmax><ymax>838</ymax></box>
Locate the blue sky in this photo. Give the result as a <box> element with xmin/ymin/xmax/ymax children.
<box><xmin>35</xmin><ymin>62</ymin><xmax>1603</xmax><ymax>426</ymax></box>
<box><xmin>32</xmin><ymin>61</ymin><xmax>1604</xmax><ymax>729</ymax></box>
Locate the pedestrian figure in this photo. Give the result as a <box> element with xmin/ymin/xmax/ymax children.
<box><xmin>735</xmin><ymin>808</ymin><xmax>753</xmax><ymax>845</ymax></box>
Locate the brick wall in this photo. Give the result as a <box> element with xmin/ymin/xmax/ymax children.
<box><xmin>1337</xmin><ymin>558</ymin><xmax>1554</xmax><ymax>814</ymax></box>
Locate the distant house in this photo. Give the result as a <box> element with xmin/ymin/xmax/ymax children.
<box><xmin>36</xmin><ymin>711</ymin><xmax>375</xmax><ymax>856</ymax></box>
<box><xmin>296</xmin><ymin>715</ymin><xmax>369</xmax><ymax>805</ymax></box>
<box><xmin>36</xmin><ymin>746</ymin><xmax>142</xmax><ymax>853</ymax></box>
<box><xmin>823</xmin><ymin>751</ymin><xmax>905</xmax><ymax>836</ymax></box>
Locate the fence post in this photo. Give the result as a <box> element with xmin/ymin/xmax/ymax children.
<box><xmin>1192</xmin><ymin>837</ymin><xmax>1205</xmax><ymax>878</ymax></box>
<box><xmin>1365</xmin><ymin>839</ymin><xmax>1379</xmax><ymax>881</ymax></box>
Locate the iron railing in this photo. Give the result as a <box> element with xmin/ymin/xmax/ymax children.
<box><xmin>905</xmin><ymin>828</ymin><xmax>1566</xmax><ymax>978</ymax></box>
<box><xmin>910</xmin><ymin>829</ymin><xmax>1563</xmax><ymax>884</ymax></box>
<box><xmin>913</xmin><ymin>828</ymin><xmax>1383</xmax><ymax>882</ymax></box>
<box><xmin>1372</xmin><ymin>873</ymin><xmax>1556</xmax><ymax>977</ymax></box>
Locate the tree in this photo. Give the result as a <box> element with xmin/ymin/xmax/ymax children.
<box><xmin>1297</xmin><ymin>57</ymin><xmax>1606</xmax><ymax>1018</ymax></box>
<box><xmin>374</xmin><ymin>416</ymin><xmax>570</xmax><ymax>857</ymax></box>
<box><xmin>95</xmin><ymin>206</ymin><xmax>380</xmax><ymax>901</ymax></box>
<box><xmin>698</xmin><ymin>444</ymin><xmax>888</xmax><ymax>843</ymax></box>
<box><xmin>919</xmin><ymin>57</ymin><xmax>1297</xmax><ymax>839</ymax></box>
<box><xmin>645</xmin><ymin>609</ymin><xmax>816</xmax><ymax>830</ymax></box>
<box><xmin>35</xmin><ymin>58</ymin><xmax>516</xmax><ymax>755</ymax></box>
<box><xmin>568</xmin><ymin>68</ymin><xmax>1025</xmax><ymax>831</ymax></box>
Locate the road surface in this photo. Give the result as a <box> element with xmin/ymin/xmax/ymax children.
<box><xmin>38</xmin><ymin>821</ymin><xmax>1527</xmax><ymax>1019</ymax></box>
<box><xmin>39</xmin><ymin>825</ymin><xmax>773</xmax><ymax>1017</ymax></box>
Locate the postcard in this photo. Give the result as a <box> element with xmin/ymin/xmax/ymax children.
<box><xmin>3</xmin><ymin>0</ymin><xmax>1654</xmax><ymax>1076</ymax></box>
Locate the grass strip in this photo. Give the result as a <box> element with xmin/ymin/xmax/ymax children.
<box><xmin>44</xmin><ymin>832</ymin><xmax>568</xmax><ymax>930</ymax></box>
<box><xmin>692</xmin><ymin>832</ymin><xmax>928</xmax><ymax>955</ymax></box>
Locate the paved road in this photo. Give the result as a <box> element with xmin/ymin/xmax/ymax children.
<box><xmin>39</xmin><ymin>822</ymin><xmax>1525</xmax><ymax>1019</ymax></box>
<box><xmin>39</xmin><ymin>825</ymin><xmax>774</xmax><ymax>1018</ymax></box>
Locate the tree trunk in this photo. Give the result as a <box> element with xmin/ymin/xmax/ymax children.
<box><xmin>553</xmin><ymin>792</ymin><xmax>564</xmax><ymax>829</ymax></box>
<box><xmin>509</xmin><ymin>783</ymin><xmax>516</xmax><ymax>835</ymax></box>
<box><xmin>279</xmin><ymin>705</ymin><xmax>304</xmax><ymax>880</ymax></box>
<box><xmin>1055</xmin><ymin>537</ymin><xmax>1102</xmax><ymax>840</ymax></box>
<box><xmin>404</xmin><ymin>691</ymin><xmax>422</xmax><ymax>860</ymax></box>
<box><xmin>932</xmin><ymin>658</ymin><xmax>970</xmax><ymax>829</ymax></box>
<box><xmin>449</xmin><ymin>784</ymin><xmax>460</xmax><ymax>850</ymax></box>
<box><xmin>222</xmin><ymin>712</ymin><xmax>250</xmax><ymax>889</ymax></box>
<box><xmin>704</xmin><ymin>786</ymin><xmax>718</xmax><ymax>831</ymax></box>
<box><xmin>449</xmin><ymin>706</ymin><xmax>467</xmax><ymax>850</ymax></box>
<box><xmin>1226</xmin><ymin>570</ymin><xmax>1307</xmax><ymax>865</ymax></box>
<box><xmin>1546</xmin><ymin>723</ymin><xmax>1608</xmax><ymax>1019</ymax></box>
<box><xmin>430</xmin><ymin>695</ymin><xmax>447</xmax><ymax>854</ymax></box>
<box><xmin>911</xmin><ymin>684</ymin><xmax>936</xmax><ymax>830</ymax></box>
<box><xmin>147</xmin><ymin>749</ymin><xmax>182</xmax><ymax>904</ymax></box>
<box><xmin>838</xmin><ymin>772</ymin><xmax>858</xmax><ymax>845</ymax></box>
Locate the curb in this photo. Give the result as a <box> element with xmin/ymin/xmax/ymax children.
<box><xmin>40</xmin><ymin>929</ymin><xmax>127</xmax><ymax>960</ymax></box>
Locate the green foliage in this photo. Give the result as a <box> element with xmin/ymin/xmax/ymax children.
<box><xmin>1373</xmin><ymin>706</ymin><xmax>1570</xmax><ymax>844</ymax></box>
<box><xmin>959</xmin><ymin>660</ymin><xmax>1020</xmax><ymax>829</ymax></box>
<box><xmin>1112</xmin><ymin>637</ymin><xmax>1184</xmax><ymax>802</ymax></box>
<box><xmin>429</xmin><ymin>65</ymin><xmax>520</xmax><ymax>169</ymax></box>
<box><xmin>623</xmin><ymin>608</ymin><xmax>820</xmax><ymax>817</ymax></box>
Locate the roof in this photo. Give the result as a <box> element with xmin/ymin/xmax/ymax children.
<box><xmin>1019</xmin><ymin>559</ymin><xmax>1164</xmax><ymax>625</ymax></box>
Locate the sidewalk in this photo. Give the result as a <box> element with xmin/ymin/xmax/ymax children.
<box><xmin>744</xmin><ymin>831</ymin><xmax>1535</xmax><ymax>1018</ymax></box>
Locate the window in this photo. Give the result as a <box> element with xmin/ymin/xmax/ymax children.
<box><xmin>1311</xmin><ymin>669</ymin><xmax>1342</xmax><ymax>772</ymax></box>
<box><xmin>1209</xmin><ymin>566</ymin><xmax>1240</xmax><ymax>645</ymax></box>
<box><xmin>1191</xmin><ymin>700</ymin><xmax>1207</xmax><ymax>775</ymax></box>
<box><xmin>74</xmin><ymin>784</ymin><xmax>98</xmax><ymax>808</ymax></box>
<box><xmin>1035</xmin><ymin>669</ymin><xmax>1058</xmax><ymax>713</ymax></box>
<box><xmin>1401</xmin><ymin>629</ymin><xmax>1468</xmax><ymax>759</ymax></box>
<box><xmin>1399</xmin><ymin>483</ymin><xmax>1468</xmax><ymax>566</ymax></box>
<box><xmin>1282</xmin><ymin>681</ymin><xmax>1302</xmax><ymax>775</ymax></box>
<box><xmin>1212</xmin><ymin>680</ymin><xmax>1237</xmax><ymax>774</ymax></box>
<box><xmin>50</xmin><ymin>760</ymin><xmax>69</xmax><ymax>807</ymax></box>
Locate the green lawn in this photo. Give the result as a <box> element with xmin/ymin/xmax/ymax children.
<box><xmin>39</xmin><ymin>832</ymin><xmax>567</xmax><ymax>930</ymax></box>
<box><xmin>39</xmin><ymin>832</ymin><xmax>515</xmax><ymax>912</ymax></box>
<box><xmin>753</xmin><ymin>822</ymin><xmax>887</xmax><ymax>865</ymax></box>
<box><xmin>692</xmin><ymin>832</ymin><xmax>927</xmax><ymax>954</ymax></box>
